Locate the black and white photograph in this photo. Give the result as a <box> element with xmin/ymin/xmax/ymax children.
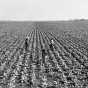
<box><xmin>0</xmin><ymin>0</ymin><xmax>88</xmax><ymax>88</ymax></box>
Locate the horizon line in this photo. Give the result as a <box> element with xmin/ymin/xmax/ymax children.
<box><xmin>0</xmin><ymin>19</ymin><xmax>87</xmax><ymax>22</ymax></box>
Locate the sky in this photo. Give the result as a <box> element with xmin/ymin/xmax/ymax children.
<box><xmin>0</xmin><ymin>0</ymin><xmax>88</xmax><ymax>21</ymax></box>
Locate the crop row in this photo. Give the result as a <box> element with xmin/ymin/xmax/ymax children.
<box><xmin>0</xmin><ymin>29</ymin><xmax>88</xmax><ymax>88</ymax></box>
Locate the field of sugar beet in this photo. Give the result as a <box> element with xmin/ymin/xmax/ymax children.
<box><xmin>0</xmin><ymin>20</ymin><xmax>88</xmax><ymax>88</ymax></box>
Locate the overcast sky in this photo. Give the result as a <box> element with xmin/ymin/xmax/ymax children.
<box><xmin>0</xmin><ymin>0</ymin><xmax>88</xmax><ymax>21</ymax></box>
